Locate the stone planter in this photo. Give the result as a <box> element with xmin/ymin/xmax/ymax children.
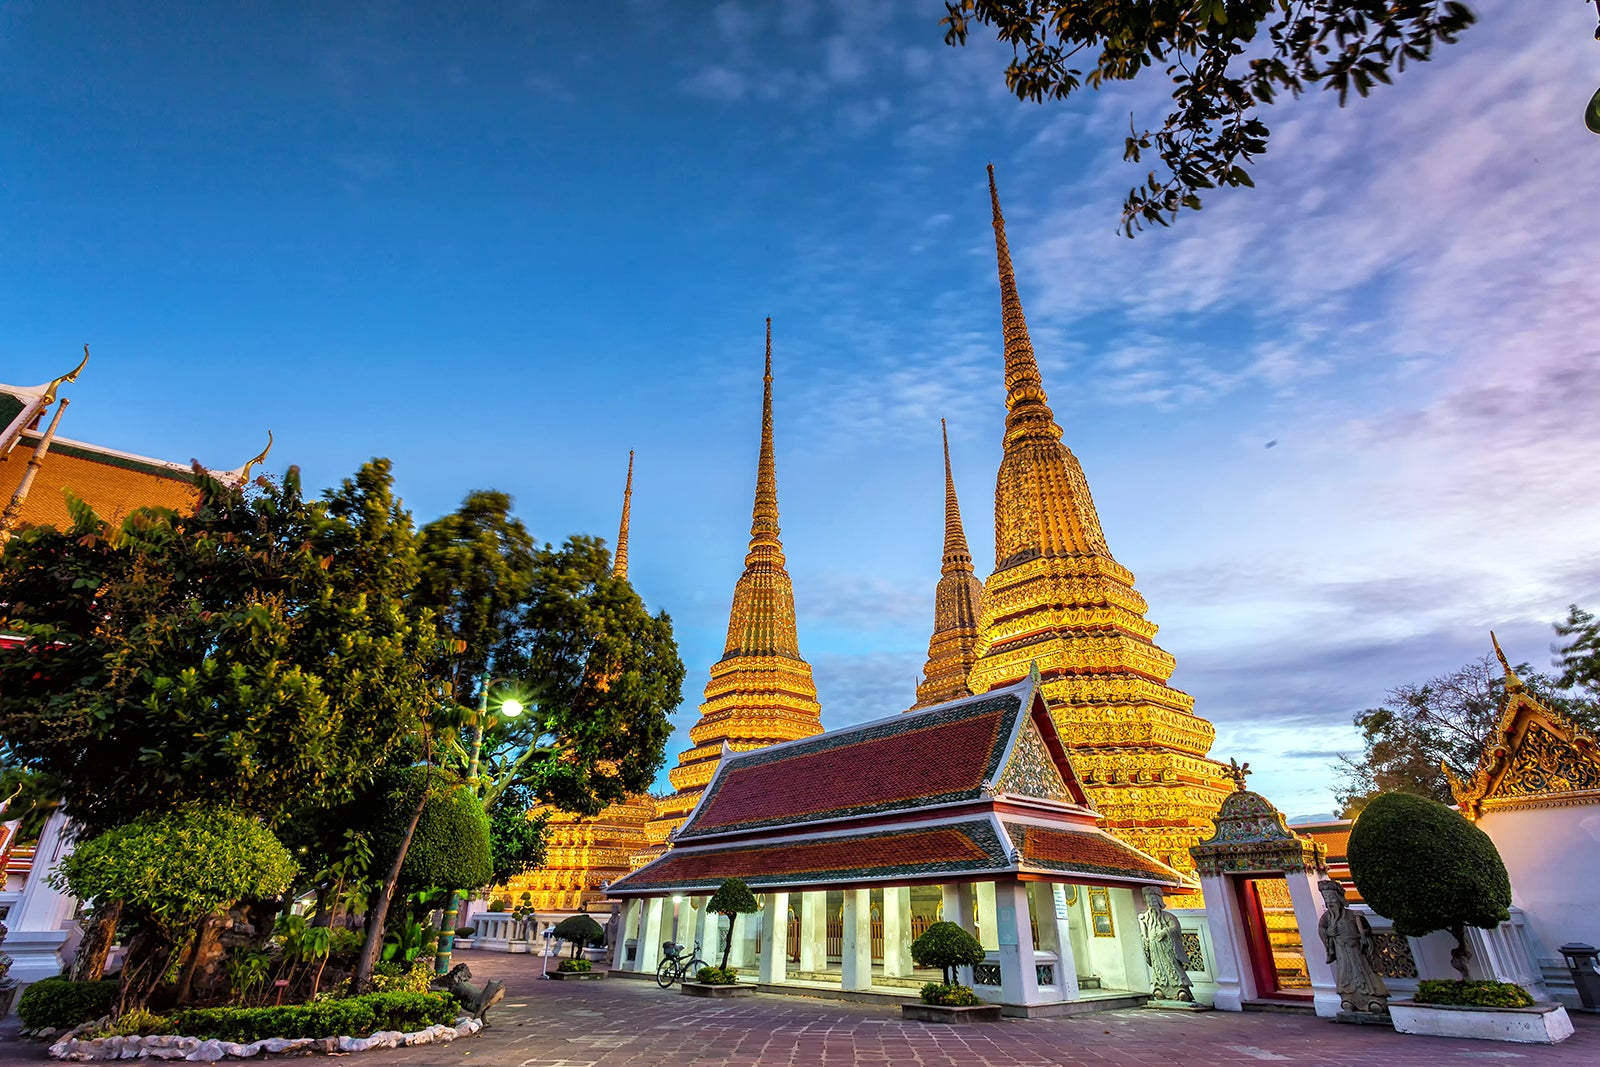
<box><xmin>681</xmin><ymin>981</ymin><xmax>751</xmax><ymax>998</ymax></box>
<box><xmin>901</xmin><ymin>1003</ymin><xmax>1003</xmax><ymax>1024</ymax></box>
<box><xmin>1389</xmin><ymin>1000</ymin><xmax>1574</xmax><ymax>1044</ymax></box>
<box><xmin>549</xmin><ymin>969</ymin><xmax>605</xmax><ymax>981</ymax></box>
<box><xmin>507</xmin><ymin>941</ymin><xmax>530</xmax><ymax>954</ymax></box>
<box><xmin>454</xmin><ymin>938</ymin><xmax>475</xmax><ymax>950</ymax></box>
<box><xmin>583</xmin><ymin>945</ymin><xmax>610</xmax><ymax>962</ymax></box>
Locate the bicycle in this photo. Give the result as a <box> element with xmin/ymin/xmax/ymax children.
<box><xmin>655</xmin><ymin>939</ymin><xmax>708</xmax><ymax>988</ymax></box>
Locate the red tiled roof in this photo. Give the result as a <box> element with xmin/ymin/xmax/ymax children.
<box><xmin>677</xmin><ymin>689</ymin><xmax>1023</xmax><ymax>839</ymax></box>
<box><xmin>612</xmin><ymin>819</ymin><xmax>1010</xmax><ymax>893</ymax></box>
<box><xmin>1008</xmin><ymin>822</ymin><xmax>1186</xmax><ymax>887</ymax></box>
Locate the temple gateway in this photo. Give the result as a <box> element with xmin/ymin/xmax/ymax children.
<box><xmin>605</xmin><ymin>669</ymin><xmax>1189</xmax><ymax>1014</ymax></box>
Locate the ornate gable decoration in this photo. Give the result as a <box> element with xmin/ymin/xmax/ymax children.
<box><xmin>1447</xmin><ymin>637</ymin><xmax>1600</xmax><ymax>819</ymax></box>
<box><xmin>996</xmin><ymin>717</ymin><xmax>1073</xmax><ymax>802</ymax></box>
<box><xmin>1189</xmin><ymin>786</ymin><xmax>1325</xmax><ymax>877</ymax></box>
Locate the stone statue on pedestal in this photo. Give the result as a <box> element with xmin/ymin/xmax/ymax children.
<box><xmin>1317</xmin><ymin>878</ymin><xmax>1390</xmax><ymax>1016</ymax></box>
<box><xmin>1139</xmin><ymin>886</ymin><xmax>1194</xmax><ymax>1002</ymax></box>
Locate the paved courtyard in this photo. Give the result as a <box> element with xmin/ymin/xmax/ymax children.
<box><xmin>3</xmin><ymin>951</ymin><xmax>1596</xmax><ymax>1066</ymax></box>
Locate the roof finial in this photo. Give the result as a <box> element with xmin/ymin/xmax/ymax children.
<box><xmin>987</xmin><ymin>165</ymin><xmax>1062</xmax><ymax>449</ymax></box>
<box><xmin>1490</xmin><ymin>631</ymin><xmax>1526</xmax><ymax>694</ymax></box>
<box><xmin>940</xmin><ymin>419</ymin><xmax>973</xmax><ymax>576</ymax></box>
<box><xmin>41</xmin><ymin>345</ymin><xmax>90</xmax><ymax>407</ymax></box>
<box><xmin>0</xmin><ymin>398</ymin><xmax>70</xmax><ymax>542</ymax></box>
<box><xmin>1227</xmin><ymin>758</ymin><xmax>1252</xmax><ymax>792</ymax></box>
<box><xmin>229</xmin><ymin>430</ymin><xmax>274</xmax><ymax>489</ymax></box>
<box><xmin>748</xmin><ymin>317</ymin><xmax>780</xmax><ymax>554</ymax></box>
<box><xmin>614</xmin><ymin>449</ymin><xmax>634</xmax><ymax>580</ymax></box>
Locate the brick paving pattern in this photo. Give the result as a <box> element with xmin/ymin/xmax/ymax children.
<box><xmin>3</xmin><ymin>952</ymin><xmax>1594</xmax><ymax>1066</ymax></box>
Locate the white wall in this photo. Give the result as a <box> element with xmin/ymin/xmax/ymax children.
<box><xmin>1481</xmin><ymin>805</ymin><xmax>1600</xmax><ymax>957</ymax></box>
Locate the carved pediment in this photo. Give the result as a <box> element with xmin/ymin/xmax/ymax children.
<box><xmin>997</xmin><ymin>717</ymin><xmax>1074</xmax><ymax>803</ymax></box>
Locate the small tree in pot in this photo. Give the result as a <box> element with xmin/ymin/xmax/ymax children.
<box><xmin>552</xmin><ymin>914</ymin><xmax>606</xmax><ymax>960</ymax></box>
<box><xmin>705</xmin><ymin>879</ymin><xmax>759</xmax><ymax>974</ymax></box>
<box><xmin>1347</xmin><ymin>792</ymin><xmax>1511</xmax><ymax>983</ymax></box>
<box><xmin>911</xmin><ymin>921</ymin><xmax>986</xmax><ymax>1006</ymax></box>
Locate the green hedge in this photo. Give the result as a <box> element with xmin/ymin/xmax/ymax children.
<box><xmin>919</xmin><ymin>982</ymin><xmax>981</xmax><ymax>1007</ymax></box>
<box><xmin>17</xmin><ymin>977</ymin><xmax>118</xmax><ymax>1032</ymax></box>
<box><xmin>1416</xmin><ymin>979</ymin><xmax>1534</xmax><ymax>1009</ymax></box>
<box><xmin>557</xmin><ymin>959</ymin><xmax>593</xmax><ymax>973</ymax></box>
<box><xmin>694</xmin><ymin>966</ymin><xmax>736</xmax><ymax>985</ymax></box>
<box><xmin>166</xmin><ymin>991</ymin><xmax>457</xmax><ymax>1042</ymax></box>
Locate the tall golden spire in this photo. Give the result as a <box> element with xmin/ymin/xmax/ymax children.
<box><xmin>0</xmin><ymin>398</ymin><xmax>69</xmax><ymax>543</ymax></box>
<box><xmin>912</xmin><ymin>419</ymin><xmax>985</xmax><ymax>709</ymax></box>
<box><xmin>638</xmin><ymin>319</ymin><xmax>821</xmax><ymax>864</ymax></box>
<box><xmin>613</xmin><ymin>450</ymin><xmax>634</xmax><ymax>581</ymax></box>
<box><xmin>970</xmin><ymin>167</ymin><xmax>1230</xmax><ymax>888</ymax></box>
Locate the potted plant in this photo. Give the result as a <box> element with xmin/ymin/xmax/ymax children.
<box><xmin>1349</xmin><ymin>792</ymin><xmax>1573</xmax><ymax>1044</ymax></box>
<box><xmin>904</xmin><ymin>922</ymin><xmax>1000</xmax><ymax>1023</ymax></box>
<box><xmin>453</xmin><ymin>925</ymin><xmax>477</xmax><ymax>950</ymax></box>
<box><xmin>681</xmin><ymin>880</ymin><xmax>758</xmax><ymax>998</ymax></box>
<box><xmin>549</xmin><ymin>915</ymin><xmax>607</xmax><ymax>979</ymax></box>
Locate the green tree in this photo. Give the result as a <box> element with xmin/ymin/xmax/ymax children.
<box><xmin>705</xmin><ymin>878</ymin><xmax>759</xmax><ymax>970</ymax></box>
<box><xmin>941</xmin><ymin>1</ymin><xmax>1478</xmax><ymax>235</ymax></box>
<box><xmin>362</xmin><ymin>769</ymin><xmax>494</xmax><ymax>896</ymax></box>
<box><xmin>551</xmin><ymin>914</ymin><xmax>605</xmax><ymax>959</ymax></box>
<box><xmin>1346</xmin><ymin>791</ymin><xmax>1511</xmax><ymax>979</ymax></box>
<box><xmin>1553</xmin><ymin>603</ymin><xmax>1600</xmax><ymax>699</ymax></box>
<box><xmin>52</xmin><ymin>808</ymin><xmax>298</xmax><ymax>1011</ymax></box>
<box><xmin>910</xmin><ymin>921</ymin><xmax>987</xmax><ymax>986</ymax></box>
<box><xmin>486</xmin><ymin>784</ymin><xmax>550</xmax><ymax>887</ymax></box>
<box><xmin>1332</xmin><ymin>653</ymin><xmax>1597</xmax><ymax>815</ymax></box>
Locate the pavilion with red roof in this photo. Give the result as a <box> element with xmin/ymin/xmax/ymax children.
<box><xmin>606</xmin><ymin>668</ymin><xmax>1192</xmax><ymax>1013</ymax></box>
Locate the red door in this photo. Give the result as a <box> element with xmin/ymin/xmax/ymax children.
<box><xmin>1235</xmin><ymin>875</ymin><xmax>1312</xmax><ymax>1000</ymax></box>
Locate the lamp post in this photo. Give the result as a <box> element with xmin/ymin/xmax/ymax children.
<box><xmin>435</xmin><ymin>672</ymin><xmax>524</xmax><ymax>975</ymax></box>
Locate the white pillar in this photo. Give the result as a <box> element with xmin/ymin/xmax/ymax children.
<box><xmin>613</xmin><ymin>899</ymin><xmax>639</xmax><ymax>969</ymax></box>
<box><xmin>695</xmin><ymin>897</ymin><xmax>719</xmax><ymax>966</ymax></box>
<box><xmin>882</xmin><ymin>887</ymin><xmax>912</xmax><ymax>977</ymax></box>
<box><xmin>638</xmin><ymin>897</ymin><xmax>666</xmax><ymax>972</ymax></box>
<box><xmin>799</xmin><ymin>891</ymin><xmax>828</xmax><ymax>972</ymax></box>
<box><xmin>992</xmin><ymin>879</ymin><xmax>1040</xmax><ymax>1007</ymax></box>
<box><xmin>1286</xmin><ymin>870</ymin><xmax>1340</xmax><ymax>1019</ymax></box>
<box><xmin>976</xmin><ymin>880</ymin><xmax>1000</xmax><ymax>951</ymax></box>
<box><xmin>841</xmin><ymin>888</ymin><xmax>872</xmax><ymax>991</ymax></box>
<box><xmin>759</xmin><ymin>892</ymin><xmax>789</xmax><ymax>984</ymax></box>
<box><xmin>1048</xmin><ymin>884</ymin><xmax>1081</xmax><ymax>1000</ymax></box>
<box><xmin>726</xmin><ymin>912</ymin><xmax>753</xmax><ymax>968</ymax></box>
<box><xmin>1198</xmin><ymin>873</ymin><xmax>1250</xmax><ymax>1010</ymax></box>
<box><xmin>6</xmin><ymin>811</ymin><xmax>82</xmax><ymax>984</ymax></box>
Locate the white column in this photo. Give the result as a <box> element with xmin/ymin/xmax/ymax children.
<box><xmin>840</xmin><ymin>888</ymin><xmax>872</xmax><ymax>991</ymax></box>
<box><xmin>882</xmin><ymin>887</ymin><xmax>912</xmax><ymax>978</ymax></box>
<box><xmin>1198</xmin><ymin>873</ymin><xmax>1250</xmax><ymax>1010</ymax></box>
<box><xmin>992</xmin><ymin>879</ymin><xmax>1040</xmax><ymax>1007</ymax></box>
<box><xmin>1048</xmin><ymin>885</ymin><xmax>1081</xmax><ymax>1000</ymax></box>
<box><xmin>638</xmin><ymin>897</ymin><xmax>666</xmax><ymax>972</ymax></box>
<box><xmin>799</xmin><ymin>891</ymin><xmax>828</xmax><ymax>972</ymax></box>
<box><xmin>6</xmin><ymin>811</ymin><xmax>82</xmax><ymax>984</ymax></box>
<box><xmin>726</xmin><ymin>912</ymin><xmax>753</xmax><ymax>968</ymax></box>
<box><xmin>1286</xmin><ymin>870</ymin><xmax>1340</xmax><ymax>1019</ymax></box>
<box><xmin>976</xmin><ymin>881</ymin><xmax>1000</xmax><ymax>950</ymax></box>
<box><xmin>695</xmin><ymin>897</ymin><xmax>719</xmax><ymax>966</ymax></box>
<box><xmin>613</xmin><ymin>899</ymin><xmax>639</xmax><ymax>969</ymax></box>
<box><xmin>759</xmin><ymin>892</ymin><xmax>789</xmax><ymax>984</ymax></box>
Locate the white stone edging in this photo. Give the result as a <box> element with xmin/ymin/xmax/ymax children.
<box><xmin>47</xmin><ymin>1014</ymin><xmax>484</xmax><ymax>1061</ymax></box>
<box><xmin>1389</xmin><ymin>1000</ymin><xmax>1574</xmax><ymax>1045</ymax></box>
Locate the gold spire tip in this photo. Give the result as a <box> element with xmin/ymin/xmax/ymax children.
<box><xmin>1489</xmin><ymin>630</ymin><xmax>1526</xmax><ymax>693</ymax></box>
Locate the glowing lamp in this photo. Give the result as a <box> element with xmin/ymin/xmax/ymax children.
<box><xmin>500</xmin><ymin>697</ymin><xmax>525</xmax><ymax>718</ymax></box>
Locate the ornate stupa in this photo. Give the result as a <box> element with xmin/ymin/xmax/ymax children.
<box><xmin>636</xmin><ymin>319</ymin><xmax>823</xmax><ymax>865</ymax></box>
<box><xmin>967</xmin><ymin>167</ymin><xmax>1232</xmax><ymax>882</ymax></box>
<box><xmin>910</xmin><ymin>419</ymin><xmax>985</xmax><ymax>709</ymax></box>
<box><xmin>504</xmin><ymin>451</ymin><xmax>657</xmax><ymax>912</ymax></box>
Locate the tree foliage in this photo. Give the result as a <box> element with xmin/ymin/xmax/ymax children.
<box><xmin>910</xmin><ymin>921</ymin><xmax>987</xmax><ymax>986</ymax></box>
<box><xmin>486</xmin><ymin>783</ymin><xmax>550</xmax><ymax>887</ymax></box>
<box><xmin>1347</xmin><ymin>791</ymin><xmax>1510</xmax><ymax>977</ymax></box>
<box><xmin>552</xmin><ymin>914</ymin><xmax>605</xmax><ymax>959</ymax></box>
<box><xmin>53</xmin><ymin>808</ymin><xmax>298</xmax><ymax>935</ymax></box>
<box><xmin>0</xmin><ymin>462</ymin><xmax>437</xmax><ymax>836</ymax></box>
<box><xmin>941</xmin><ymin>1</ymin><xmax>1478</xmax><ymax>235</ymax></box>
<box><xmin>361</xmin><ymin>768</ymin><xmax>493</xmax><ymax>895</ymax></box>
<box><xmin>707</xmin><ymin>878</ymin><xmax>759</xmax><ymax>969</ymax></box>
<box><xmin>1554</xmin><ymin>603</ymin><xmax>1600</xmax><ymax>699</ymax></box>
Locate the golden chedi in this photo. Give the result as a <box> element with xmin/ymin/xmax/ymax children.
<box><xmin>968</xmin><ymin>167</ymin><xmax>1232</xmax><ymax>883</ymax></box>
<box><xmin>637</xmin><ymin>320</ymin><xmax>822</xmax><ymax>866</ymax></box>
<box><xmin>504</xmin><ymin>452</ymin><xmax>655</xmax><ymax>911</ymax></box>
<box><xmin>911</xmin><ymin>419</ymin><xmax>984</xmax><ymax>709</ymax></box>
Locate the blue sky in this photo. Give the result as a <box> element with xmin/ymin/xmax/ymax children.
<box><xmin>5</xmin><ymin>1</ymin><xmax>1598</xmax><ymax>817</ymax></box>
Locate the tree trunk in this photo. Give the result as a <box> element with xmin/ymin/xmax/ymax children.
<box><xmin>1449</xmin><ymin>922</ymin><xmax>1472</xmax><ymax>980</ymax></box>
<box><xmin>174</xmin><ymin>914</ymin><xmax>221</xmax><ymax>1005</ymax></box>
<box><xmin>352</xmin><ymin>772</ymin><xmax>432</xmax><ymax>993</ymax></box>
<box><xmin>115</xmin><ymin>928</ymin><xmax>178</xmax><ymax>1016</ymax></box>
<box><xmin>719</xmin><ymin>916</ymin><xmax>732</xmax><ymax>971</ymax></box>
<box><xmin>71</xmin><ymin>899</ymin><xmax>123</xmax><ymax>982</ymax></box>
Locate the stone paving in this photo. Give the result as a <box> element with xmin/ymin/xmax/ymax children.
<box><xmin>3</xmin><ymin>950</ymin><xmax>1595</xmax><ymax>1066</ymax></box>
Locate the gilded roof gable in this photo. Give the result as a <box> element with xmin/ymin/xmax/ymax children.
<box><xmin>1446</xmin><ymin>645</ymin><xmax>1600</xmax><ymax>819</ymax></box>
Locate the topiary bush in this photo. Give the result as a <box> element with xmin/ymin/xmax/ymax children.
<box><xmin>364</xmin><ymin>770</ymin><xmax>493</xmax><ymax>894</ymax></box>
<box><xmin>1347</xmin><ymin>792</ymin><xmax>1512</xmax><ymax>978</ymax></box>
<box><xmin>455</xmin><ymin>926</ymin><xmax>477</xmax><ymax>939</ymax></box>
<box><xmin>16</xmin><ymin>977</ymin><xmax>119</xmax><ymax>1032</ymax></box>
<box><xmin>706</xmin><ymin>878</ymin><xmax>759</xmax><ymax>970</ymax></box>
<box><xmin>552</xmin><ymin>914</ymin><xmax>605</xmax><ymax>959</ymax></box>
<box><xmin>911</xmin><ymin>921</ymin><xmax>986</xmax><ymax>986</ymax></box>
<box><xmin>1416</xmin><ymin>979</ymin><xmax>1534</xmax><ymax>1009</ymax></box>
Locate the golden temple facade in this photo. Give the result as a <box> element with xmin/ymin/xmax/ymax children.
<box><xmin>637</xmin><ymin>319</ymin><xmax>823</xmax><ymax>866</ymax></box>
<box><xmin>966</xmin><ymin>168</ymin><xmax>1232</xmax><ymax>883</ymax></box>
<box><xmin>500</xmin><ymin>451</ymin><xmax>661</xmax><ymax>912</ymax></box>
<box><xmin>911</xmin><ymin>419</ymin><xmax>984</xmax><ymax>709</ymax></box>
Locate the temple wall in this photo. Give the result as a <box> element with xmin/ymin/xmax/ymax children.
<box><xmin>1478</xmin><ymin>804</ymin><xmax>1600</xmax><ymax>960</ymax></box>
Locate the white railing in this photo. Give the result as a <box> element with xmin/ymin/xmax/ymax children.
<box><xmin>1355</xmin><ymin>905</ymin><xmax>1550</xmax><ymax>1001</ymax></box>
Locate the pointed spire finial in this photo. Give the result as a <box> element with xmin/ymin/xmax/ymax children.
<box><xmin>1490</xmin><ymin>631</ymin><xmax>1526</xmax><ymax>694</ymax></box>
<box><xmin>748</xmin><ymin>317</ymin><xmax>781</xmax><ymax>555</ymax></box>
<box><xmin>231</xmin><ymin>430</ymin><xmax>273</xmax><ymax>489</ymax></box>
<box><xmin>940</xmin><ymin>419</ymin><xmax>973</xmax><ymax>576</ymax></box>
<box><xmin>614</xmin><ymin>450</ymin><xmax>634</xmax><ymax>580</ymax></box>
<box><xmin>987</xmin><ymin>165</ymin><xmax>1063</xmax><ymax>448</ymax></box>
<box><xmin>41</xmin><ymin>345</ymin><xmax>90</xmax><ymax>406</ymax></box>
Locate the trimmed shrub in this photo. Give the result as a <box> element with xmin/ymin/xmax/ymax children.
<box><xmin>166</xmin><ymin>991</ymin><xmax>456</xmax><ymax>1041</ymax></box>
<box><xmin>557</xmin><ymin>959</ymin><xmax>593</xmax><ymax>973</ymax></box>
<box><xmin>552</xmin><ymin>914</ymin><xmax>605</xmax><ymax>959</ymax></box>
<box><xmin>17</xmin><ymin>977</ymin><xmax>118</xmax><ymax>1032</ymax></box>
<box><xmin>911</xmin><ymin>921</ymin><xmax>986</xmax><ymax>986</ymax></box>
<box><xmin>364</xmin><ymin>769</ymin><xmax>493</xmax><ymax>893</ymax></box>
<box><xmin>369</xmin><ymin>960</ymin><xmax>432</xmax><ymax>994</ymax></box>
<box><xmin>454</xmin><ymin>926</ymin><xmax>477</xmax><ymax>939</ymax></box>
<box><xmin>1348</xmin><ymin>792</ymin><xmax>1512</xmax><ymax>977</ymax></box>
<box><xmin>706</xmin><ymin>878</ymin><xmax>759</xmax><ymax>969</ymax></box>
<box><xmin>695</xmin><ymin>966</ymin><xmax>737</xmax><ymax>985</ymax></box>
<box><xmin>487</xmin><ymin>899</ymin><xmax>509</xmax><ymax>912</ymax></box>
<box><xmin>1416</xmin><ymin>979</ymin><xmax>1534</xmax><ymax>1009</ymax></box>
<box><xmin>920</xmin><ymin>982</ymin><xmax>982</xmax><ymax>1007</ymax></box>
